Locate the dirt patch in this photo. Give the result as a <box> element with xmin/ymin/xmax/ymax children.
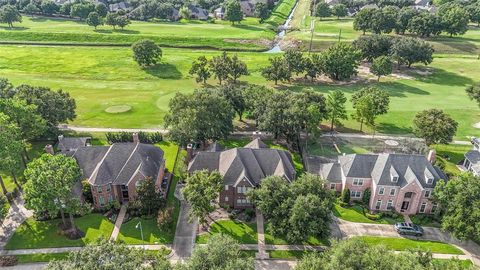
<box><xmin>223</xmin><ymin>38</ymin><xmax>273</xmax><ymax>48</ymax></box>
<box><xmin>473</xmin><ymin>122</ymin><xmax>480</xmax><ymax>129</ymax></box>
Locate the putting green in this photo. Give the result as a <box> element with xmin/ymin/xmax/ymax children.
<box><xmin>105</xmin><ymin>105</ymin><xmax>132</xmax><ymax>114</ymax></box>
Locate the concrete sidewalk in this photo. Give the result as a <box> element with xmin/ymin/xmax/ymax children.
<box><xmin>109</xmin><ymin>204</ymin><xmax>127</xmax><ymax>241</ymax></box>
<box><xmin>0</xmin><ymin>244</ymin><xmax>173</xmax><ymax>256</ymax></box>
<box><xmin>0</xmin><ymin>197</ymin><xmax>33</xmax><ymax>250</ymax></box>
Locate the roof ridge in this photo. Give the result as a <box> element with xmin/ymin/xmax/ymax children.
<box><xmin>113</xmin><ymin>143</ymin><xmax>140</xmax><ymax>183</ymax></box>
<box><xmin>89</xmin><ymin>145</ymin><xmax>114</xmax><ymax>185</ymax></box>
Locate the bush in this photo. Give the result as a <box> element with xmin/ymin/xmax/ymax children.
<box><xmin>365</xmin><ymin>212</ymin><xmax>380</xmax><ymax>220</ymax></box>
<box><xmin>81</xmin><ymin>180</ymin><xmax>93</xmax><ymax>203</ymax></box>
<box><xmin>105</xmin><ymin>131</ymin><xmax>163</xmax><ymax>144</ymax></box>
<box><xmin>341</xmin><ymin>188</ymin><xmax>350</xmax><ymax>204</ymax></box>
<box><xmin>157</xmin><ymin>206</ymin><xmax>174</xmax><ymax>230</ymax></box>
<box><xmin>362</xmin><ymin>188</ymin><xmax>371</xmax><ymax>206</ymax></box>
<box><xmin>0</xmin><ymin>256</ymin><xmax>17</xmax><ymax>267</ymax></box>
<box><xmin>244</xmin><ymin>208</ymin><xmax>255</xmax><ymax>220</ymax></box>
<box><xmin>0</xmin><ymin>196</ymin><xmax>8</xmax><ymax>220</ymax></box>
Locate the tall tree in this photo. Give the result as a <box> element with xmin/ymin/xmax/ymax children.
<box><xmin>23</xmin><ymin>154</ymin><xmax>83</xmax><ymax>231</ymax></box>
<box><xmin>370</xmin><ymin>55</ymin><xmax>393</xmax><ymax>81</ymax></box>
<box><xmin>434</xmin><ymin>174</ymin><xmax>480</xmax><ymax>243</ymax></box>
<box><xmin>131</xmin><ymin>39</ymin><xmax>162</xmax><ymax>67</ymax></box>
<box><xmin>303</xmin><ymin>53</ymin><xmax>322</xmax><ymax>81</ymax></box>
<box><xmin>254</xmin><ymin>2</ymin><xmax>270</xmax><ymax>23</ymax></box>
<box><xmin>407</xmin><ymin>12</ymin><xmax>443</xmax><ymax>37</ymax></box>
<box><xmin>439</xmin><ymin>3</ymin><xmax>469</xmax><ymax>37</ymax></box>
<box><xmin>164</xmin><ymin>89</ymin><xmax>234</xmax><ymax>146</ymax></box>
<box><xmin>217</xmin><ymin>83</ymin><xmax>246</xmax><ymax>121</ymax></box>
<box><xmin>466</xmin><ymin>83</ymin><xmax>480</xmax><ymax>107</ymax></box>
<box><xmin>332</xmin><ymin>4</ymin><xmax>347</xmax><ymax>19</ymax></box>
<box><xmin>182</xmin><ymin>170</ymin><xmax>223</xmax><ymax>225</ymax></box>
<box><xmin>47</xmin><ymin>238</ymin><xmax>172</xmax><ymax>270</ymax></box>
<box><xmin>261</xmin><ymin>56</ymin><xmax>291</xmax><ymax>85</ymax></box>
<box><xmin>326</xmin><ymin>90</ymin><xmax>348</xmax><ymax>131</ymax></box>
<box><xmin>105</xmin><ymin>12</ymin><xmax>118</xmax><ymax>29</ymax></box>
<box><xmin>94</xmin><ymin>2</ymin><xmax>107</xmax><ymax>17</ymax></box>
<box><xmin>189</xmin><ymin>56</ymin><xmax>211</xmax><ymax>84</ymax></box>
<box><xmin>23</xmin><ymin>3</ymin><xmax>40</xmax><ymax>17</ymax></box>
<box><xmin>320</xmin><ymin>42</ymin><xmax>361</xmax><ymax>80</ymax></box>
<box><xmin>41</xmin><ymin>0</ymin><xmax>59</xmax><ymax>16</ymax></box>
<box><xmin>351</xmin><ymin>87</ymin><xmax>390</xmax><ymax>132</ymax></box>
<box><xmin>70</xmin><ymin>3</ymin><xmax>95</xmax><ymax>20</ymax></box>
<box><xmin>0</xmin><ymin>5</ymin><xmax>22</xmax><ymax>28</ymax></box>
<box><xmin>181</xmin><ymin>234</ymin><xmax>254</xmax><ymax>270</ymax></box>
<box><xmin>353</xmin><ymin>34</ymin><xmax>393</xmax><ymax>62</ymax></box>
<box><xmin>135</xmin><ymin>177</ymin><xmax>165</xmax><ymax>216</ymax></box>
<box><xmin>390</xmin><ymin>37</ymin><xmax>434</xmax><ymax>67</ymax></box>
<box><xmin>283</xmin><ymin>49</ymin><xmax>305</xmax><ymax>76</ymax></box>
<box><xmin>315</xmin><ymin>2</ymin><xmax>331</xmax><ymax>19</ymax></box>
<box><xmin>229</xmin><ymin>54</ymin><xmax>248</xmax><ymax>83</ymax></box>
<box><xmin>466</xmin><ymin>3</ymin><xmax>480</xmax><ymax>27</ymax></box>
<box><xmin>86</xmin><ymin>11</ymin><xmax>103</xmax><ymax>29</ymax></box>
<box><xmin>116</xmin><ymin>15</ymin><xmax>130</xmax><ymax>29</ymax></box>
<box><xmin>395</xmin><ymin>6</ymin><xmax>417</xmax><ymax>34</ymax></box>
<box><xmin>0</xmin><ymin>113</ymin><xmax>24</xmax><ymax>194</ymax></box>
<box><xmin>209</xmin><ymin>51</ymin><xmax>231</xmax><ymax>85</ymax></box>
<box><xmin>353</xmin><ymin>8</ymin><xmax>375</xmax><ymax>34</ymax></box>
<box><xmin>412</xmin><ymin>109</ymin><xmax>458</xmax><ymax>145</ymax></box>
<box><xmin>224</xmin><ymin>0</ymin><xmax>243</xmax><ymax>24</ymax></box>
<box><xmin>242</xmin><ymin>85</ymin><xmax>274</xmax><ymax>126</ymax></box>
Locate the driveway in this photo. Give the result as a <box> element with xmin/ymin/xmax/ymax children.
<box><xmin>172</xmin><ymin>184</ymin><xmax>198</xmax><ymax>259</ymax></box>
<box><xmin>0</xmin><ymin>197</ymin><xmax>33</xmax><ymax>249</ymax></box>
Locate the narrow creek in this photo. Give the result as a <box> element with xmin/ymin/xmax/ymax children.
<box><xmin>265</xmin><ymin>1</ymin><xmax>300</xmax><ymax>53</ymax></box>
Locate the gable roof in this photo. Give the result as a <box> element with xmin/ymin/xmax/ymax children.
<box><xmin>72</xmin><ymin>143</ymin><xmax>164</xmax><ymax>186</ymax></box>
<box><xmin>465</xmin><ymin>150</ymin><xmax>480</xmax><ymax>174</ymax></box>
<box><xmin>338</xmin><ymin>154</ymin><xmax>378</xmax><ymax>178</ymax></box>
<box><xmin>57</xmin><ymin>136</ymin><xmax>90</xmax><ymax>153</ymax></box>
<box><xmin>188</xmin><ymin>139</ymin><xmax>296</xmax><ymax>186</ymax></box>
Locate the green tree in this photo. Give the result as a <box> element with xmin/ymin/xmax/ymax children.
<box><xmin>332</xmin><ymin>4</ymin><xmax>347</xmax><ymax>19</ymax></box>
<box><xmin>0</xmin><ymin>196</ymin><xmax>8</xmax><ymax>220</ymax></box>
<box><xmin>390</xmin><ymin>37</ymin><xmax>434</xmax><ymax>67</ymax></box>
<box><xmin>284</xmin><ymin>49</ymin><xmax>305</xmax><ymax>76</ymax></box>
<box><xmin>353</xmin><ymin>34</ymin><xmax>393</xmax><ymax>62</ymax></box>
<box><xmin>439</xmin><ymin>4</ymin><xmax>469</xmax><ymax>37</ymax></box>
<box><xmin>131</xmin><ymin>39</ymin><xmax>162</xmax><ymax>67</ymax></box>
<box><xmin>351</xmin><ymin>87</ymin><xmax>390</xmax><ymax>132</ymax></box>
<box><xmin>0</xmin><ymin>5</ymin><xmax>22</xmax><ymax>28</ymax></box>
<box><xmin>303</xmin><ymin>53</ymin><xmax>322</xmax><ymax>81</ymax></box>
<box><xmin>261</xmin><ymin>56</ymin><xmax>291</xmax><ymax>85</ymax></box>
<box><xmin>70</xmin><ymin>3</ymin><xmax>94</xmax><ymax>20</ymax></box>
<box><xmin>320</xmin><ymin>42</ymin><xmax>361</xmax><ymax>80</ymax></box>
<box><xmin>341</xmin><ymin>188</ymin><xmax>350</xmax><ymax>203</ymax></box>
<box><xmin>362</xmin><ymin>188</ymin><xmax>371</xmax><ymax>205</ymax></box>
<box><xmin>24</xmin><ymin>154</ymin><xmax>83</xmax><ymax>231</ymax></box>
<box><xmin>105</xmin><ymin>12</ymin><xmax>118</xmax><ymax>29</ymax></box>
<box><xmin>181</xmin><ymin>234</ymin><xmax>254</xmax><ymax>270</ymax></box>
<box><xmin>209</xmin><ymin>51</ymin><xmax>232</xmax><ymax>85</ymax></box>
<box><xmin>434</xmin><ymin>174</ymin><xmax>480</xmax><ymax>242</ymax></box>
<box><xmin>41</xmin><ymin>0</ymin><xmax>59</xmax><ymax>15</ymax></box>
<box><xmin>407</xmin><ymin>11</ymin><xmax>443</xmax><ymax>37</ymax></box>
<box><xmin>0</xmin><ymin>113</ymin><xmax>24</xmax><ymax>194</ymax></box>
<box><xmin>242</xmin><ymin>85</ymin><xmax>274</xmax><ymax>126</ymax></box>
<box><xmin>395</xmin><ymin>6</ymin><xmax>417</xmax><ymax>34</ymax></box>
<box><xmin>412</xmin><ymin>109</ymin><xmax>458</xmax><ymax>145</ymax></box>
<box><xmin>189</xmin><ymin>56</ymin><xmax>211</xmax><ymax>84</ymax></box>
<box><xmin>326</xmin><ymin>90</ymin><xmax>348</xmax><ymax>131</ymax></box>
<box><xmin>229</xmin><ymin>54</ymin><xmax>248</xmax><ymax>83</ymax></box>
<box><xmin>316</xmin><ymin>2</ymin><xmax>331</xmax><ymax>19</ymax></box>
<box><xmin>179</xmin><ymin>6</ymin><xmax>191</xmax><ymax>19</ymax></box>
<box><xmin>466</xmin><ymin>3</ymin><xmax>480</xmax><ymax>27</ymax></box>
<box><xmin>353</xmin><ymin>8</ymin><xmax>375</xmax><ymax>34</ymax></box>
<box><xmin>254</xmin><ymin>2</ymin><xmax>270</xmax><ymax>23</ymax></box>
<box><xmin>116</xmin><ymin>15</ymin><xmax>130</xmax><ymax>29</ymax></box>
<box><xmin>224</xmin><ymin>0</ymin><xmax>243</xmax><ymax>24</ymax></box>
<box><xmin>47</xmin><ymin>238</ymin><xmax>172</xmax><ymax>270</ymax></box>
<box><xmin>466</xmin><ymin>83</ymin><xmax>480</xmax><ymax>107</ymax></box>
<box><xmin>164</xmin><ymin>89</ymin><xmax>234</xmax><ymax>146</ymax></box>
<box><xmin>217</xmin><ymin>83</ymin><xmax>246</xmax><ymax>121</ymax></box>
<box><xmin>182</xmin><ymin>170</ymin><xmax>223</xmax><ymax>225</ymax></box>
<box><xmin>23</xmin><ymin>3</ymin><xmax>40</xmax><ymax>17</ymax></box>
<box><xmin>86</xmin><ymin>11</ymin><xmax>102</xmax><ymax>29</ymax></box>
<box><xmin>370</xmin><ymin>55</ymin><xmax>393</xmax><ymax>81</ymax></box>
<box><xmin>135</xmin><ymin>177</ymin><xmax>165</xmax><ymax>216</ymax></box>
<box><xmin>95</xmin><ymin>2</ymin><xmax>107</xmax><ymax>17</ymax></box>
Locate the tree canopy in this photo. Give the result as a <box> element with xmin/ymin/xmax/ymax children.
<box><xmin>0</xmin><ymin>5</ymin><xmax>22</xmax><ymax>28</ymax></box>
<box><xmin>224</xmin><ymin>0</ymin><xmax>243</xmax><ymax>24</ymax></box>
<box><xmin>135</xmin><ymin>177</ymin><xmax>165</xmax><ymax>216</ymax></box>
<box><xmin>371</xmin><ymin>55</ymin><xmax>393</xmax><ymax>81</ymax></box>
<box><xmin>320</xmin><ymin>43</ymin><xmax>361</xmax><ymax>80</ymax></box>
<box><xmin>131</xmin><ymin>39</ymin><xmax>163</xmax><ymax>67</ymax></box>
<box><xmin>351</xmin><ymin>87</ymin><xmax>390</xmax><ymax>132</ymax></box>
<box><xmin>326</xmin><ymin>90</ymin><xmax>348</xmax><ymax>131</ymax></box>
<box><xmin>412</xmin><ymin>109</ymin><xmax>458</xmax><ymax>145</ymax></box>
<box><xmin>466</xmin><ymin>83</ymin><xmax>480</xmax><ymax>107</ymax></box>
<box><xmin>0</xmin><ymin>113</ymin><xmax>24</xmax><ymax>194</ymax></box>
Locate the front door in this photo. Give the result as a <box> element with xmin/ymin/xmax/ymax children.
<box><xmin>401</xmin><ymin>201</ymin><xmax>409</xmax><ymax>211</ymax></box>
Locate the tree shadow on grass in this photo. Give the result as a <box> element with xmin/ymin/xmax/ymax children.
<box><xmin>430</xmin><ymin>39</ymin><xmax>479</xmax><ymax>54</ymax></box>
<box><xmin>144</xmin><ymin>62</ymin><xmax>182</xmax><ymax>79</ymax></box>
<box><xmin>231</xmin><ymin>24</ymin><xmax>266</xmax><ymax>32</ymax></box>
<box><xmin>378</xmin><ymin>81</ymin><xmax>430</xmax><ymax>98</ymax></box>
<box><xmin>94</xmin><ymin>29</ymin><xmax>140</xmax><ymax>34</ymax></box>
<box><xmin>416</xmin><ymin>67</ymin><xmax>475</xmax><ymax>86</ymax></box>
<box><xmin>375</xmin><ymin>122</ymin><xmax>413</xmax><ymax>135</ymax></box>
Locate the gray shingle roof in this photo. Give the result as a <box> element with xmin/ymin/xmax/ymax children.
<box><xmin>57</xmin><ymin>136</ymin><xmax>90</xmax><ymax>153</ymax></box>
<box><xmin>339</xmin><ymin>154</ymin><xmax>378</xmax><ymax>178</ymax></box>
<box><xmin>188</xmin><ymin>139</ymin><xmax>296</xmax><ymax>186</ymax></box>
<box><xmin>72</xmin><ymin>143</ymin><xmax>164</xmax><ymax>186</ymax></box>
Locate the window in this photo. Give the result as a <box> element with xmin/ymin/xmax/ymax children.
<box><xmin>426</xmin><ymin>178</ymin><xmax>433</xmax><ymax>184</ymax></box>
<box><xmin>375</xmin><ymin>200</ymin><xmax>382</xmax><ymax>210</ymax></box>
<box><xmin>350</xmin><ymin>190</ymin><xmax>362</xmax><ymax>198</ymax></box>
<box><xmin>109</xmin><ymin>195</ymin><xmax>113</xmax><ymax>203</ymax></box>
<box><xmin>392</xmin><ymin>176</ymin><xmax>398</xmax><ymax>182</ymax></box>
<box><xmin>97</xmin><ymin>186</ymin><xmax>102</xmax><ymax>193</ymax></box>
<box><xmin>106</xmin><ymin>184</ymin><xmax>111</xmax><ymax>193</ymax></box>
<box><xmin>390</xmin><ymin>188</ymin><xmax>396</xmax><ymax>196</ymax></box>
<box><xmin>225</xmin><ymin>196</ymin><xmax>229</xmax><ymax>202</ymax></box>
<box><xmin>353</xmin><ymin>178</ymin><xmax>364</xmax><ymax>186</ymax></box>
<box><xmin>330</xmin><ymin>183</ymin><xmax>336</xmax><ymax>190</ymax></box>
<box><xmin>237</xmin><ymin>186</ymin><xmax>250</xmax><ymax>194</ymax></box>
<box><xmin>419</xmin><ymin>202</ymin><xmax>427</xmax><ymax>213</ymax></box>
<box><xmin>386</xmin><ymin>200</ymin><xmax>393</xmax><ymax>210</ymax></box>
<box><xmin>236</xmin><ymin>198</ymin><xmax>250</xmax><ymax>204</ymax></box>
<box><xmin>225</xmin><ymin>185</ymin><xmax>229</xmax><ymax>191</ymax></box>
<box><xmin>404</xmin><ymin>192</ymin><xmax>413</xmax><ymax>198</ymax></box>
<box><xmin>431</xmin><ymin>203</ymin><xmax>438</xmax><ymax>213</ymax></box>
<box><xmin>424</xmin><ymin>190</ymin><xmax>431</xmax><ymax>198</ymax></box>
<box><xmin>99</xmin><ymin>196</ymin><xmax>105</xmax><ymax>206</ymax></box>
<box><xmin>379</xmin><ymin>187</ymin><xmax>385</xmax><ymax>195</ymax></box>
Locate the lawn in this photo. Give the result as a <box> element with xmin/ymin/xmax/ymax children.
<box><xmin>196</xmin><ymin>220</ymin><xmax>258</xmax><ymax>244</ymax></box>
<box><xmin>156</xmin><ymin>141</ymin><xmax>180</xmax><ymax>172</ymax></box>
<box><xmin>117</xmin><ymin>217</ymin><xmax>174</xmax><ymax>244</ymax></box>
<box><xmin>5</xmin><ymin>214</ymin><xmax>114</xmax><ymax>249</ymax></box>
<box><xmin>432</xmin><ymin>259</ymin><xmax>474</xmax><ymax>268</ymax></box>
<box><xmin>0</xmin><ymin>16</ymin><xmax>274</xmax><ymax>51</ymax></box>
<box><xmin>358</xmin><ymin>236</ymin><xmax>464</xmax><ymax>254</ymax></box>
<box><xmin>15</xmin><ymin>252</ymin><xmax>70</xmax><ymax>264</ymax></box>
<box><xmin>0</xmin><ymin>46</ymin><xmax>479</xmax><ymax>139</ymax></box>
<box><xmin>333</xmin><ymin>204</ymin><xmax>404</xmax><ymax>224</ymax></box>
<box><xmin>433</xmin><ymin>144</ymin><xmax>472</xmax><ymax>176</ymax></box>
<box><xmin>264</xmin><ymin>230</ymin><xmax>328</xmax><ymax>246</ymax></box>
<box><xmin>268</xmin><ymin>250</ymin><xmax>319</xmax><ymax>259</ymax></box>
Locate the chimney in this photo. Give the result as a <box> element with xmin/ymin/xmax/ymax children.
<box><xmin>44</xmin><ymin>144</ymin><xmax>54</xmax><ymax>155</ymax></box>
<box><xmin>58</xmin><ymin>134</ymin><xmax>64</xmax><ymax>142</ymax></box>
<box><xmin>132</xmin><ymin>132</ymin><xmax>139</xmax><ymax>143</ymax></box>
<box><xmin>427</xmin><ymin>149</ymin><xmax>436</xmax><ymax>164</ymax></box>
<box><xmin>186</xmin><ymin>143</ymin><xmax>194</xmax><ymax>164</ymax></box>
<box><xmin>253</xmin><ymin>131</ymin><xmax>262</xmax><ymax>139</ymax></box>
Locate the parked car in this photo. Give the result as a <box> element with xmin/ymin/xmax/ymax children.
<box><xmin>394</xmin><ymin>222</ymin><xmax>424</xmax><ymax>236</ymax></box>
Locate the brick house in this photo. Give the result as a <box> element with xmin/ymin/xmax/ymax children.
<box><xmin>187</xmin><ymin>138</ymin><xmax>296</xmax><ymax>209</ymax></box>
<box><xmin>53</xmin><ymin>134</ymin><xmax>166</xmax><ymax>209</ymax></box>
<box><xmin>306</xmin><ymin>152</ymin><xmax>447</xmax><ymax>215</ymax></box>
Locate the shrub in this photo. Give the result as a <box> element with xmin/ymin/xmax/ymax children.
<box><xmin>244</xmin><ymin>208</ymin><xmax>255</xmax><ymax>220</ymax></box>
<box><xmin>341</xmin><ymin>188</ymin><xmax>350</xmax><ymax>204</ymax></box>
<box><xmin>81</xmin><ymin>180</ymin><xmax>93</xmax><ymax>203</ymax></box>
<box><xmin>365</xmin><ymin>212</ymin><xmax>380</xmax><ymax>220</ymax></box>
<box><xmin>362</xmin><ymin>188</ymin><xmax>371</xmax><ymax>206</ymax></box>
<box><xmin>0</xmin><ymin>256</ymin><xmax>17</xmax><ymax>267</ymax></box>
<box><xmin>157</xmin><ymin>206</ymin><xmax>174</xmax><ymax>230</ymax></box>
<box><xmin>0</xmin><ymin>196</ymin><xmax>8</xmax><ymax>220</ymax></box>
<box><xmin>105</xmin><ymin>131</ymin><xmax>163</xmax><ymax>144</ymax></box>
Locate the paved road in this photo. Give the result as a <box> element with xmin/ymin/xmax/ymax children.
<box><xmin>171</xmin><ymin>184</ymin><xmax>198</xmax><ymax>259</ymax></box>
<box><xmin>0</xmin><ymin>197</ymin><xmax>33</xmax><ymax>250</ymax></box>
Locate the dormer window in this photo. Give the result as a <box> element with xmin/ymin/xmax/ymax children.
<box><xmin>426</xmin><ymin>178</ymin><xmax>433</xmax><ymax>184</ymax></box>
<box><xmin>391</xmin><ymin>176</ymin><xmax>398</xmax><ymax>182</ymax></box>
<box><xmin>424</xmin><ymin>168</ymin><xmax>434</xmax><ymax>184</ymax></box>
<box><xmin>390</xmin><ymin>166</ymin><xmax>399</xmax><ymax>182</ymax></box>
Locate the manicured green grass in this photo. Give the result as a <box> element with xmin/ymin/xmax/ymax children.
<box><xmin>5</xmin><ymin>214</ymin><xmax>114</xmax><ymax>249</ymax></box>
<box><xmin>156</xmin><ymin>141</ymin><xmax>180</xmax><ymax>172</ymax></box>
<box><xmin>358</xmin><ymin>236</ymin><xmax>464</xmax><ymax>254</ymax></box>
<box><xmin>0</xmin><ymin>16</ymin><xmax>274</xmax><ymax>51</ymax></box>
<box><xmin>433</xmin><ymin>144</ymin><xmax>472</xmax><ymax>176</ymax></box>
<box><xmin>333</xmin><ymin>204</ymin><xmax>403</xmax><ymax>224</ymax></box>
<box><xmin>265</xmin><ymin>0</ymin><xmax>297</xmax><ymax>28</ymax></box>
<box><xmin>1</xmin><ymin>46</ymin><xmax>479</xmax><ymax>139</ymax></box>
<box><xmin>432</xmin><ymin>259</ymin><xmax>473</xmax><ymax>268</ymax></box>
<box><xmin>265</xmin><ymin>231</ymin><xmax>328</xmax><ymax>246</ymax></box>
<box><xmin>117</xmin><ymin>217</ymin><xmax>174</xmax><ymax>244</ymax></box>
<box><xmin>15</xmin><ymin>252</ymin><xmax>70</xmax><ymax>263</ymax></box>
<box><xmin>268</xmin><ymin>250</ymin><xmax>319</xmax><ymax>259</ymax></box>
<box><xmin>196</xmin><ymin>220</ymin><xmax>258</xmax><ymax>244</ymax></box>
